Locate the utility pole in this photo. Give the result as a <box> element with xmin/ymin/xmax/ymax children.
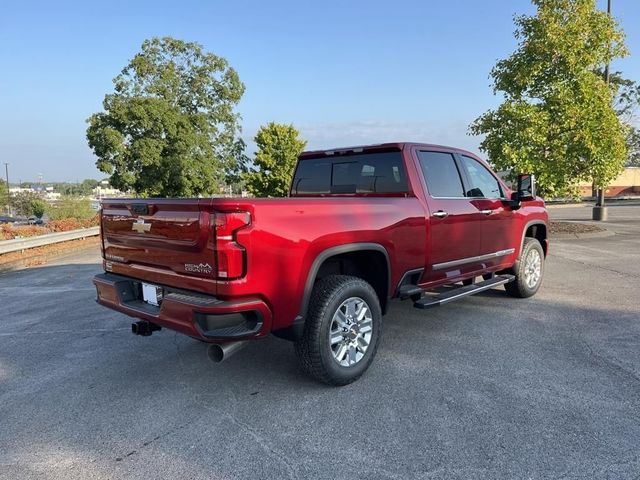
<box><xmin>4</xmin><ymin>163</ymin><xmax>9</xmax><ymax>215</ymax></box>
<box><xmin>593</xmin><ymin>0</ymin><xmax>611</xmax><ymax>221</ymax></box>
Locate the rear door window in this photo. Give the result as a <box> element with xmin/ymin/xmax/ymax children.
<box><xmin>417</xmin><ymin>151</ymin><xmax>465</xmax><ymax>198</ymax></box>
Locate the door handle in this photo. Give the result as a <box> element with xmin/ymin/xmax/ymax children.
<box><xmin>480</xmin><ymin>209</ymin><xmax>493</xmax><ymax>215</ymax></box>
<box><xmin>432</xmin><ymin>210</ymin><xmax>448</xmax><ymax>218</ymax></box>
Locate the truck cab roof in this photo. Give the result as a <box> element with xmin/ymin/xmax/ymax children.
<box><xmin>299</xmin><ymin>142</ymin><xmax>482</xmax><ymax>160</ymax></box>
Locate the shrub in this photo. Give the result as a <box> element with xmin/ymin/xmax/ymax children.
<box><xmin>46</xmin><ymin>197</ymin><xmax>95</xmax><ymax>220</ymax></box>
<box><xmin>31</xmin><ymin>199</ymin><xmax>47</xmax><ymax>219</ymax></box>
<box><xmin>0</xmin><ymin>214</ymin><xmax>98</xmax><ymax>240</ymax></box>
<box><xmin>47</xmin><ymin>215</ymin><xmax>99</xmax><ymax>232</ymax></box>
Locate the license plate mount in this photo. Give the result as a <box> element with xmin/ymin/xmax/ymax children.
<box><xmin>141</xmin><ymin>283</ymin><xmax>162</xmax><ymax>306</ymax></box>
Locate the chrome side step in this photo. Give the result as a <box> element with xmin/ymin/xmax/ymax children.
<box><xmin>413</xmin><ymin>274</ymin><xmax>515</xmax><ymax>310</ymax></box>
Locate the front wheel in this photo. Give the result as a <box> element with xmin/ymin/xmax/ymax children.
<box><xmin>294</xmin><ymin>275</ymin><xmax>382</xmax><ymax>386</ymax></box>
<box><xmin>505</xmin><ymin>237</ymin><xmax>545</xmax><ymax>298</ymax></box>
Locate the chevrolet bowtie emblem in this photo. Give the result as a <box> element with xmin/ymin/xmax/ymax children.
<box><xmin>132</xmin><ymin>219</ymin><xmax>151</xmax><ymax>233</ymax></box>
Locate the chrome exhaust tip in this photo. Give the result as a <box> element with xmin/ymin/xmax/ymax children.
<box><xmin>207</xmin><ymin>341</ymin><xmax>248</xmax><ymax>363</ymax></box>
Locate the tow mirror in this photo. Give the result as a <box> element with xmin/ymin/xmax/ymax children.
<box><xmin>508</xmin><ymin>174</ymin><xmax>536</xmax><ymax>208</ymax></box>
<box><xmin>516</xmin><ymin>174</ymin><xmax>536</xmax><ymax>201</ymax></box>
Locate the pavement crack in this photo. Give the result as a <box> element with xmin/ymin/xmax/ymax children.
<box><xmin>219</xmin><ymin>410</ymin><xmax>300</xmax><ymax>480</ymax></box>
<box><xmin>580</xmin><ymin>339</ymin><xmax>640</xmax><ymax>385</ymax></box>
<box><xmin>551</xmin><ymin>253</ymin><xmax>640</xmax><ymax>279</ymax></box>
<box><xmin>114</xmin><ymin>421</ymin><xmax>192</xmax><ymax>462</ymax></box>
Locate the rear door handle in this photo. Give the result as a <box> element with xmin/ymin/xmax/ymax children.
<box><xmin>480</xmin><ymin>209</ymin><xmax>493</xmax><ymax>215</ymax></box>
<box><xmin>432</xmin><ymin>210</ymin><xmax>448</xmax><ymax>218</ymax></box>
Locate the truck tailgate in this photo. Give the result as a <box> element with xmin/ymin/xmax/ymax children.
<box><xmin>101</xmin><ymin>198</ymin><xmax>217</xmax><ymax>286</ymax></box>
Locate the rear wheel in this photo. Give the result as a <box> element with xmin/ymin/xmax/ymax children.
<box><xmin>294</xmin><ymin>275</ymin><xmax>382</xmax><ymax>386</ymax></box>
<box><xmin>505</xmin><ymin>237</ymin><xmax>545</xmax><ymax>298</ymax></box>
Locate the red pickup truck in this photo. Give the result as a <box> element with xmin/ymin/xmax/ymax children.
<box><xmin>94</xmin><ymin>142</ymin><xmax>548</xmax><ymax>385</ymax></box>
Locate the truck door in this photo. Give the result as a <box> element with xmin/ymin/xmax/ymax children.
<box><xmin>458</xmin><ymin>154</ymin><xmax>516</xmax><ymax>269</ymax></box>
<box><xmin>415</xmin><ymin>150</ymin><xmax>485</xmax><ymax>283</ymax></box>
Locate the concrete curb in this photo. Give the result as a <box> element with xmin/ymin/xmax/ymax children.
<box><xmin>550</xmin><ymin>229</ymin><xmax>615</xmax><ymax>240</ymax></box>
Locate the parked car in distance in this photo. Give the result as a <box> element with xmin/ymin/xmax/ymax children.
<box><xmin>94</xmin><ymin>142</ymin><xmax>548</xmax><ymax>385</ymax></box>
<box><xmin>0</xmin><ymin>215</ymin><xmax>18</xmax><ymax>224</ymax></box>
<box><xmin>27</xmin><ymin>216</ymin><xmax>44</xmax><ymax>225</ymax></box>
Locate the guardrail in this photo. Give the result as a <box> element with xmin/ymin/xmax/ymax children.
<box><xmin>0</xmin><ymin>227</ymin><xmax>100</xmax><ymax>255</ymax></box>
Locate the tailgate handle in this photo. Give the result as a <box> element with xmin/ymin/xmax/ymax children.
<box><xmin>131</xmin><ymin>204</ymin><xmax>149</xmax><ymax>215</ymax></box>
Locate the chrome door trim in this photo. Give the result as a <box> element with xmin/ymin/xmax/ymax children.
<box><xmin>432</xmin><ymin>248</ymin><xmax>515</xmax><ymax>271</ymax></box>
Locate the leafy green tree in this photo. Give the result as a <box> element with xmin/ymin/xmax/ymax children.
<box><xmin>626</xmin><ymin>128</ymin><xmax>640</xmax><ymax>167</ymax></box>
<box><xmin>225</xmin><ymin>138</ymin><xmax>251</xmax><ymax>194</ymax></box>
<box><xmin>80</xmin><ymin>179</ymin><xmax>100</xmax><ymax>196</ymax></box>
<box><xmin>607</xmin><ymin>72</ymin><xmax>640</xmax><ymax>167</ymax></box>
<box><xmin>0</xmin><ymin>180</ymin><xmax>7</xmax><ymax>211</ymax></box>
<box><xmin>11</xmin><ymin>191</ymin><xmax>41</xmax><ymax>216</ymax></box>
<box><xmin>86</xmin><ymin>37</ymin><xmax>245</xmax><ymax>197</ymax></box>
<box><xmin>31</xmin><ymin>199</ymin><xmax>47</xmax><ymax>219</ymax></box>
<box><xmin>243</xmin><ymin>123</ymin><xmax>307</xmax><ymax>197</ymax></box>
<box><xmin>470</xmin><ymin>0</ymin><xmax>628</xmax><ymax>197</ymax></box>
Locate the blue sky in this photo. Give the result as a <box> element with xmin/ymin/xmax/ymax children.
<box><xmin>1</xmin><ymin>0</ymin><xmax>638</xmax><ymax>182</ymax></box>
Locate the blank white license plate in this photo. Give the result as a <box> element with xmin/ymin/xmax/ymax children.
<box><xmin>142</xmin><ymin>283</ymin><xmax>162</xmax><ymax>306</ymax></box>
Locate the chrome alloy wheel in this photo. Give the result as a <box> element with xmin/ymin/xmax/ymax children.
<box><xmin>329</xmin><ymin>297</ymin><xmax>373</xmax><ymax>367</ymax></box>
<box><xmin>524</xmin><ymin>248</ymin><xmax>542</xmax><ymax>289</ymax></box>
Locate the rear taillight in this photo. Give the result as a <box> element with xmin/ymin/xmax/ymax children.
<box><xmin>213</xmin><ymin>211</ymin><xmax>251</xmax><ymax>279</ymax></box>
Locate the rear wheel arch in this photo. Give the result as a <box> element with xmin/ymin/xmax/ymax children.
<box><xmin>302</xmin><ymin>243</ymin><xmax>390</xmax><ymax>315</ymax></box>
<box><xmin>306</xmin><ymin>244</ymin><xmax>390</xmax><ymax>313</ymax></box>
<box><xmin>273</xmin><ymin>244</ymin><xmax>391</xmax><ymax>342</ymax></box>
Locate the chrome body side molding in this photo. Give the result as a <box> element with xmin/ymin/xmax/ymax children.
<box><xmin>432</xmin><ymin>248</ymin><xmax>515</xmax><ymax>271</ymax></box>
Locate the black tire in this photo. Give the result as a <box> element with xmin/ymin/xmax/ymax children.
<box><xmin>294</xmin><ymin>275</ymin><xmax>382</xmax><ymax>386</ymax></box>
<box><xmin>462</xmin><ymin>278</ymin><xmax>474</xmax><ymax>286</ymax></box>
<box><xmin>505</xmin><ymin>237</ymin><xmax>545</xmax><ymax>298</ymax></box>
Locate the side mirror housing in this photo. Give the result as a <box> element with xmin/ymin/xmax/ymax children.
<box><xmin>508</xmin><ymin>174</ymin><xmax>536</xmax><ymax>209</ymax></box>
<box><xmin>516</xmin><ymin>173</ymin><xmax>536</xmax><ymax>201</ymax></box>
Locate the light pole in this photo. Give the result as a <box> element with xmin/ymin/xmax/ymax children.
<box><xmin>4</xmin><ymin>163</ymin><xmax>9</xmax><ymax>215</ymax></box>
<box><xmin>593</xmin><ymin>0</ymin><xmax>612</xmax><ymax>221</ymax></box>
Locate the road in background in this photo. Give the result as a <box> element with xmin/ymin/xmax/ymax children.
<box><xmin>1</xmin><ymin>205</ymin><xmax>639</xmax><ymax>479</ymax></box>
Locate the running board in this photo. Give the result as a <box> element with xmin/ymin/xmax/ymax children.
<box><xmin>413</xmin><ymin>274</ymin><xmax>515</xmax><ymax>310</ymax></box>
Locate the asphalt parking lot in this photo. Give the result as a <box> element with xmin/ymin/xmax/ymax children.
<box><xmin>1</xmin><ymin>204</ymin><xmax>639</xmax><ymax>480</ymax></box>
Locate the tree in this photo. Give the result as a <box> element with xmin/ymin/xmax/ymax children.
<box><xmin>11</xmin><ymin>191</ymin><xmax>41</xmax><ymax>216</ymax></box>
<box><xmin>80</xmin><ymin>179</ymin><xmax>100</xmax><ymax>196</ymax></box>
<box><xmin>0</xmin><ymin>180</ymin><xmax>7</xmax><ymax>211</ymax></box>
<box><xmin>243</xmin><ymin>123</ymin><xmax>307</xmax><ymax>197</ymax></box>
<box><xmin>626</xmin><ymin>128</ymin><xmax>640</xmax><ymax>167</ymax></box>
<box><xmin>31</xmin><ymin>199</ymin><xmax>47</xmax><ymax>219</ymax></box>
<box><xmin>470</xmin><ymin>0</ymin><xmax>628</xmax><ymax>198</ymax></box>
<box><xmin>225</xmin><ymin>138</ymin><xmax>251</xmax><ymax>194</ymax></box>
<box><xmin>608</xmin><ymin>72</ymin><xmax>640</xmax><ymax>167</ymax></box>
<box><xmin>86</xmin><ymin>37</ymin><xmax>245</xmax><ymax>197</ymax></box>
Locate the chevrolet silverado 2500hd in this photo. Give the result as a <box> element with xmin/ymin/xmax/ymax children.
<box><xmin>93</xmin><ymin>142</ymin><xmax>548</xmax><ymax>385</ymax></box>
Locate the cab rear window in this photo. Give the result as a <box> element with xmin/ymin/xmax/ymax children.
<box><xmin>291</xmin><ymin>152</ymin><xmax>409</xmax><ymax>195</ymax></box>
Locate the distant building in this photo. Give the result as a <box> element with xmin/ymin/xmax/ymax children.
<box><xmin>44</xmin><ymin>191</ymin><xmax>61</xmax><ymax>200</ymax></box>
<box><xmin>9</xmin><ymin>187</ymin><xmax>32</xmax><ymax>194</ymax></box>
<box><xmin>93</xmin><ymin>183</ymin><xmax>125</xmax><ymax>198</ymax></box>
<box><xmin>578</xmin><ymin>167</ymin><xmax>640</xmax><ymax>198</ymax></box>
